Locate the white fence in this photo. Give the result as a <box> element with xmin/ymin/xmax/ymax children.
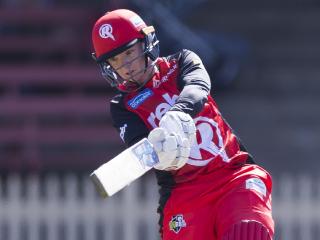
<box><xmin>273</xmin><ymin>174</ymin><xmax>320</xmax><ymax>240</ymax></box>
<box><xmin>0</xmin><ymin>173</ymin><xmax>159</xmax><ymax>240</ymax></box>
<box><xmin>0</xmin><ymin>173</ymin><xmax>319</xmax><ymax>240</ymax></box>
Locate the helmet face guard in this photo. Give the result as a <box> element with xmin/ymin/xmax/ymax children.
<box><xmin>92</xmin><ymin>9</ymin><xmax>160</xmax><ymax>92</ymax></box>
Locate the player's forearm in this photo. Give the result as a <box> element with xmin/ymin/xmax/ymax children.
<box><xmin>173</xmin><ymin>50</ymin><xmax>211</xmax><ymax>117</ymax></box>
<box><xmin>170</xmin><ymin>84</ymin><xmax>209</xmax><ymax>117</ymax></box>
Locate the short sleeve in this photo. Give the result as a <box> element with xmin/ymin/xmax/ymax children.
<box><xmin>110</xmin><ymin>94</ymin><xmax>149</xmax><ymax>147</ymax></box>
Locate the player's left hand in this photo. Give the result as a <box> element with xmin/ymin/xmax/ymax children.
<box><xmin>148</xmin><ymin>127</ymin><xmax>191</xmax><ymax>171</ymax></box>
<box><xmin>159</xmin><ymin>111</ymin><xmax>197</xmax><ymax>146</ymax></box>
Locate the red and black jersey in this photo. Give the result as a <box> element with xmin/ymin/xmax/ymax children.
<box><xmin>110</xmin><ymin>49</ymin><xmax>253</xmax><ymax>186</ymax></box>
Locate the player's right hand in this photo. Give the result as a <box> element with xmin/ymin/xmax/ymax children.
<box><xmin>159</xmin><ymin>111</ymin><xmax>197</xmax><ymax>147</ymax></box>
<box><xmin>147</xmin><ymin>127</ymin><xmax>191</xmax><ymax>171</ymax></box>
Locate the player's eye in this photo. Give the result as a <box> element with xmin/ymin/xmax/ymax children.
<box><xmin>108</xmin><ymin>56</ymin><xmax>118</xmax><ymax>63</ymax></box>
<box><xmin>126</xmin><ymin>49</ymin><xmax>134</xmax><ymax>56</ymax></box>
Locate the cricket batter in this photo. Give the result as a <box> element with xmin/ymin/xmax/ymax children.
<box><xmin>91</xmin><ymin>9</ymin><xmax>274</xmax><ymax>240</ymax></box>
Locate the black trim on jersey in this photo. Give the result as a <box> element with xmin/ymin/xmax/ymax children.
<box><xmin>110</xmin><ymin>93</ymin><xmax>149</xmax><ymax>147</ymax></box>
<box><xmin>239</xmin><ymin>142</ymin><xmax>255</xmax><ymax>164</ymax></box>
<box><xmin>155</xmin><ymin>170</ymin><xmax>176</xmax><ymax>237</ymax></box>
<box><xmin>219</xmin><ymin>114</ymin><xmax>255</xmax><ymax>164</ymax></box>
<box><xmin>168</xmin><ymin>49</ymin><xmax>211</xmax><ymax>117</ymax></box>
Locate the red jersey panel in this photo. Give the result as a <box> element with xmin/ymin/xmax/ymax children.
<box><xmin>123</xmin><ymin>57</ymin><xmax>249</xmax><ymax>183</ymax></box>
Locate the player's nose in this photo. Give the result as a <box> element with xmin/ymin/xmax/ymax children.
<box><xmin>122</xmin><ymin>60</ymin><xmax>134</xmax><ymax>75</ymax></box>
<box><xmin>125</xmin><ymin>69</ymin><xmax>135</xmax><ymax>76</ymax></box>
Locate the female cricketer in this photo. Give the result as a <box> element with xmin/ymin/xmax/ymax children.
<box><xmin>91</xmin><ymin>9</ymin><xmax>274</xmax><ymax>240</ymax></box>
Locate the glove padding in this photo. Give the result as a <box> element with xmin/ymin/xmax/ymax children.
<box><xmin>148</xmin><ymin>127</ymin><xmax>191</xmax><ymax>171</ymax></box>
<box><xmin>159</xmin><ymin>111</ymin><xmax>197</xmax><ymax>146</ymax></box>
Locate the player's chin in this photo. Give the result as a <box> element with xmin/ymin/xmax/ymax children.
<box><xmin>131</xmin><ymin>77</ymin><xmax>147</xmax><ymax>88</ymax></box>
<box><xmin>131</xmin><ymin>73</ymin><xmax>145</xmax><ymax>84</ymax></box>
<box><xmin>121</xmin><ymin>79</ymin><xmax>143</xmax><ymax>92</ymax></box>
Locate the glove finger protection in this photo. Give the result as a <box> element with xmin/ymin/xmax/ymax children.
<box><xmin>170</xmin><ymin>137</ymin><xmax>191</xmax><ymax>169</ymax></box>
<box><xmin>177</xmin><ymin>137</ymin><xmax>191</xmax><ymax>159</ymax></box>
<box><xmin>147</xmin><ymin>127</ymin><xmax>166</xmax><ymax>152</ymax></box>
<box><xmin>162</xmin><ymin>135</ymin><xmax>179</xmax><ymax>152</ymax></box>
<box><xmin>148</xmin><ymin>128</ymin><xmax>179</xmax><ymax>171</ymax></box>
<box><xmin>147</xmin><ymin>128</ymin><xmax>193</xmax><ymax>171</ymax></box>
<box><xmin>158</xmin><ymin>135</ymin><xmax>179</xmax><ymax>167</ymax></box>
<box><xmin>160</xmin><ymin>134</ymin><xmax>189</xmax><ymax>170</ymax></box>
<box><xmin>159</xmin><ymin>111</ymin><xmax>197</xmax><ymax>146</ymax></box>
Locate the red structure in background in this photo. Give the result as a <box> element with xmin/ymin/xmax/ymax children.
<box><xmin>0</xmin><ymin>7</ymin><xmax>123</xmax><ymax>173</ymax></box>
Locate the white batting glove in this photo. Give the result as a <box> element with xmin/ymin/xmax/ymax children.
<box><xmin>148</xmin><ymin>128</ymin><xmax>191</xmax><ymax>171</ymax></box>
<box><xmin>159</xmin><ymin>111</ymin><xmax>197</xmax><ymax>146</ymax></box>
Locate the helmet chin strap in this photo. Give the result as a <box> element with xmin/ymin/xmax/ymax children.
<box><xmin>144</xmin><ymin>54</ymin><xmax>149</xmax><ymax>73</ymax></box>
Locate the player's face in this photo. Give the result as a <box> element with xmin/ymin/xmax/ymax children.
<box><xmin>108</xmin><ymin>42</ymin><xmax>148</xmax><ymax>85</ymax></box>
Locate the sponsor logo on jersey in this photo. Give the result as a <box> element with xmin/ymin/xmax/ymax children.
<box><xmin>152</xmin><ymin>79</ymin><xmax>161</xmax><ymax>88</ymax></box>
<box><xmin>188</xmin><ymin>116</ymin><xmax>229</xmax><ymax>166</ymax></box>
<box><xmin>246</xmin><ymin>178</ymin><xmax>267</xmax><ymax>197</ymax></box>
<box><xmin>119</xmin><ymin>124</ymin><xmax>127</xmax><ymax>142</ymax></box>
<box><xmin>128</xmin><ymin>88</ymin><xmax>153</xmax><ymax>109</ymax></box>
<box><xmin>131</xmin><ymin>139</ymin><xmax>159</xmax><ymax>168</ymax></box>
<box><xmin>130</xmin><ymin>15</ymin><xmax>145</xmax><ymax>28</ymax></box>
<box><xmin>147</xmin><ymin>93</ymin><xmax>178</xmax><ymax>128</ymax></box>
<box><xmin>161</xmin><ymin>63</ymin><xmax>177</xmax><ymax>83</ymax></box>
<box><xmin>169</xmin><ymin>214</ymin><xmax>186</xmax><ymax>234</ymax></box>
<box><xmin>152</xmin><ymin>64</ymin><xmax>177</xmax><ymax>89</ymax></box>
<box><xmin>99</xmin><ymin>24</ymin><xmax>115</xmax><ymax>41</ymax></box>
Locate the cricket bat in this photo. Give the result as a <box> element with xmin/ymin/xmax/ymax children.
<box><xmin>90</xmin><ymin>138</ymin><xmax>159</xmax><ymax>198</ymax></box>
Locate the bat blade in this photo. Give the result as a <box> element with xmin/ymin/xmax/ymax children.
<box><xmin>90</xmin><ymin>138</ymin><xmax>159</xmax><ymax>198</ymax></box>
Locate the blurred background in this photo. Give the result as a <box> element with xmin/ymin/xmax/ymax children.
<box><xmin>0</xmin><ymin>0</ymin><xmax>319</xmax><ymax>239</ymax></box>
